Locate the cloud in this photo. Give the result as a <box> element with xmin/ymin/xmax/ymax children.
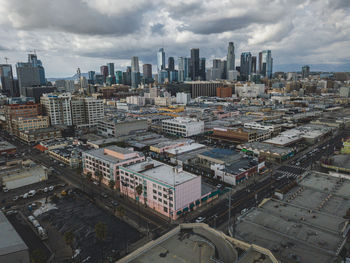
<box><xmin>0</xmin><ymin>0</ymin><xmax>349</xmax><ymax>77</ymax></box>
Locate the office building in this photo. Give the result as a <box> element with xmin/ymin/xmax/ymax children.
<box><xmin>100</xmin><ymin>65</ymin><xmax>108</xmax><ymax>82</ymax></box>
<box><xmin>302</xmin><ymin>65</ymin><xmax>310</xmax><ymax>78</ymax></box>
<box><xmin>169</xmin><ymin>70</ymin><xmax>178</xmax><ymax>83</ymax></box>
<box><xmin>340</xmin><ymin>87</ymin><xmax>350</xmax><ymax>97</ymax></box>
<box><xmin>107</xmin><ymin>63</ymin><xmax>115</xmax><ymax>77</ymax></box>
<box><xmin>142</xmin><ymin>64</ymin><xmax>152</xmax><ymax>81</ymax></box>
<box><xmin>190</xmin><ymin>48</ymin><xmax>200</xmax><ymax>80</ymax></box>
<box><xmin>88</xmin><ymin>71</ymin><xmax>95</xmax><ymax>84</ymax></box>
<box><xmin>157</xmin><ymin>48</ymin><xmax>165</xmax><ymax>73</ymax></box>
<box><xmin>216</xmin><ymin>86</ymin><xmax>232</xmax><ymax>98</ymax></box>
<box><xmin>25</xmin><ymin>86</ymin><xmax>57</xmax><ymax>103</ymax></box>
<box><xmin>227</xmin><ymin>70</ymin><xmax>238</xmax><ymax>81</ymax></box>
<box><xmin>131</xmin><ymin>56</ymin><xmax>140</xmax><ymax>88</ymax></box>
<box><xmin>115</xmin><ymin>71</ymin><xmax>123</xmax><ymax>84</ymax></box>
<box><xmin>227</xmin><ymin>42</ymin><xmax>235</xmax><ymax>76</ymax></box>
<box><xmin>4</xmin><ymin>102</ymin><xmax>40</xmax><ymax>133</ymax></box>
<box><xmin>168</xmin><ymin>57</ymin><xmax>175</xmax><ymax>71</ymax></box>
<box><xmin>16</xmin><ymin>61</ymin><xmax>41</xmax><ymax>96</ymax></box>
<box><xmin>158</xmin><ymin>70</ymin><xmax>168</xmax><ymax>84</ymax></box>
<box><xmin>178</xmin><ymin>57</ymin><xmax>190</xmax><ymax>82</ymax></box>
<box><xmin>176</xmin><ymin>92</ymin><xmax>191</xmax><ymax>104</ymax></box>
<box><xmin>97</xmin><ymin>118</ymin><xmax>148</xmax><ymax>137</ymax></box>
<box><xmin>126</xmin><ymin>96</ymin><xmax>146</xmax><ymax>106</ymax></box>
<box><xmin>0</xmin><ymin>64</ymin><xmax>17</xmax><ymax>96</ymax></box>
<box><xmin>83</xmin><ymin>146</ymin><xmax>145</xmax><ymax>188</ymax></box>
<box><xmin>119</xmin><ymin>159</ymin><xmax>202</xmax><ymax>219</ymax></box>
<box><xmin>12</xmin><ymin>116</ymin><xmax>49</xmax><ymax>135</ymax></box>
<box><xmin>162</xmin><ymin>117</ymin><xmax>204</xmax><ymax>137</ymax></box>
<box><xmin>41</xmin><ymin>93</ymin><xmax>72</xmax><ymax>125</ymax></box>
<box><xmin>240</xmin><ymin>52</ymin><xmax>252</xmax><ymax>80</ymax></box>
<box><xmin>200</xmin><ymin>57</ymin><xmax>206</xmax><ymax>80</ymax></box>
<box><xmin>251</xmin><ymin>56</ymin><xmax>257</xmax><ymax>73</ymax></box>
<box><xmin>187</xmin><ymin>81</ymin><xmax>222</xmax><ymax>98</ymax></box>
<box><xmin>260</xmin><ymin>50</ymin><xmax>273</xmax><ymax>79</ymax></box>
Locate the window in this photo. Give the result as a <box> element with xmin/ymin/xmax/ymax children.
<box><xmin>158</xmin><ymin>192</ymin><xmax>162</xmax><ymax>196</ymax></box>
<box><xmin>164</xmin><ymin>207</ymin><xmax>168</xmax><ymax>212</ymax></box>
<box><xmin>158</xmin><ymin>185</ymin><xmax>162</xmax><ymax>189</ymax></box>
<box><xmin>158</xmin><ymin>198</ymin><xmax>162</xmax><ymax>202</ymax></box>
<box><xmin>163</xmin><ymin>194</ymin><xmax>167</xmax><ymax>198</ymax></box>
<box><xmin>153</xmin><ymin>196</ymin><xmax>157</xmax><ymax>200</ymax></box>
<box><xmin>169</xmin><ymin>197</ymin><xmax>173</xmax><ymax>201</ymax></box>
<box><xmin>163</xmin><ymin>201</ymin><xmax>167</xmax><ymax>205</ymax></box>
<box><xmin>153</xmin><ymin>190</ymin><xmax>157</xmax><ymax>194</ymax></box>
<box><xmin>153</xmin><ymin>184</ymin><xmax>156</xmax><ymax>188</ymax></box>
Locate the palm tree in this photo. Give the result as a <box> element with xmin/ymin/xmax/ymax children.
<box><xmin>63</xmin><ymin>231</ymin><xmax>74</xmax><ymax>255</ymax></box>
<box><xmin>135</xmin><ymin>184</ymin><xmax>143</xmax><ymax>225</ymax></box>
<box><xmin>108</xmin><ymin>180</ymin><xmax>115</xmax><ymax>191</ymax></box>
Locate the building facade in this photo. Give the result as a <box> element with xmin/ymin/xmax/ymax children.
<box><xmin>162</xmin><ymin>117</ymin><xmax>204</xmax><ymax>137</ymax></box>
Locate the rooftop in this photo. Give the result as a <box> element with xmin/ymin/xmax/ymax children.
<box><xmin>123</xmin><ymin>159</ymin><xmax>197</xmax><ymax>186</ymax></box>
<box><xmin>84</xmin><ymin>146</ymin><xmax>141</xmax><ymax>163</ymax></box>
<box><xmin>0</xmin><ymin>211</ymin><xmax>28</xmax><ymax>256</ymax></box>
<box><xmin>0</xmin><ymin>140</ymin><xmax>16</xmax><ymax>151</ymax></box>
<box><xmin>162</xmin><ymin>117</ymin><xmax>203</xmax><ymax>124</ymax></box>
<box><xmin>165</xmin><ymin>143</ymin><xmax>206</xmax><ymax>155</ymax></box>
<box><xmin>117</xmin><ymin>224</ymin><xmax>277</xmax><ymax>263</ymax></box>
<box><xmin>198</xmin><ymin>148</ymin><xmax>241</xmax><ymax>164</ymax></box>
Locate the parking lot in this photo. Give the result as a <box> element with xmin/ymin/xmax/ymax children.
<box><xmin>37</xmin><ymin>190</ymin><xmax>142</xmax><ymax>262</ymax></box>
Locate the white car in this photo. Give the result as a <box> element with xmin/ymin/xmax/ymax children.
<box><xmin>195</xmin><ymin>217</ymin><xmax>206</xmax><ymax>223</ymax></box>
<box><xmin>216</xmin><ymin>184</ymin><xmax>223</xmax><ymax>189</ymax></box>
<box><xmin>28</xmin><ymin>215</ymin><xmax>35</xmax><ymax>223</ymax></box>
<box><xmin>43</xmin><ymin>187</ymin><xmax>48</xmax><ymax>193</ymax></box>
<box><xmin>32</xmin><ymin>219</ymin><xmax>40</xmax><ymax>228</ymax></box>
<box><xmin>28</xmin><ymin>190</ymin><xmax>36</xmax><ymax>197</ymax></box>
<box><xmin>49</xmin><ymin>186</ymin><xmax>54</xmax><ymax>191</ymax></box>
<box><xmin>3</xmin><ymin>187</ymin><xmax>9</xmax><ymax>193</ymax></box>
<box><xmin>23</xmin><ymin>193</ymin><xmax>29</xmax><ymax>199</ymax></box>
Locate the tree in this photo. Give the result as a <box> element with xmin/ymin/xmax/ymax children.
<box><xmin>96</xmin><ymin>171</ymin><xmax>103</xmax><ymax>186</ymax></box>
<box><xmin>64</xmin><ymin>231</ymin><xmax>74</xmax><ymax>254</ymax></box>
<box><xmin>31</xmin><ymin>249</ymin><xmax>46</xmax><ymax>263</ymax></box>
<box><xmin>109</xmin><ymin>180</ymin><xmax>115</xmax><ymax>191</ymax></box>
<box><xmin>86</xmin><ymin>172</ymin><xmax>92</xmax><ymax>181</ymax></box>
<box><xmin>95</xmin><ymin>221</ymin><xmax>107</xmax><ymax>241</ymax></box>
<box><xmin>116</xmin><ymin>206</ymin><xmax>125</xmax><ymax>218</ymax></box>
<box><xmin>135</xmin><ymin>184</ymin><xmax>143</xmax><ymax>225</ymax></box>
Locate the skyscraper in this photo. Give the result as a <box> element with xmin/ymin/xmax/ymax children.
<box><xmin>251</xmin><ymin>56</ymin><xmax>257</xmax><ymax>74</ymax></box>
<box><xmin>227</xmin><ymin>42</ymin><xmax>235</xmax><ymax>77</ymax></box>
<box><xmin>157</xmin><ymin>48</ymin><xmax>165</xmax><ymax>73</ymax></box>
<box><xmin>200</xmin><ymin>58</ymin><xmax>206</xmax><ymax>80</ymax></box>
<box><xmin>88</xmin><ymin>71</ymin><xmax>95</xmax><ymax>84</ymax></box>
<box><xmin>168</xmin><ymin>57</ymin><xmax>175</xmax><ymax>71</ymax></box>
<box><xmin>302</xmin><ymin>65</ymin><xmax>310</xmax><ymax>79</ymax></box>
<box><xmin>260</xmin><ymin>50</ymin><xmax>273</xmax><ymax>79</ymax></box>
<box><xmin>16</xmin><ymin>53</ymin><xmax>46</xmax><ymax>96</ymax></box>
<box><xmin>143</xmin><ymin>64</ymin><xmax>152</xmax><ymax>82</ymax></box>
<box><xmin>240</xmin><ymin>52</ymin><xmax>252</xmax><ymax>80</ymax></box>
<box><xmin>131</xmin><ymin>56</ymin><xmax>140</xmax><ymax>88</ymax></box>
<box><xmin>190</xmin><ymin>48</ymin><xmax>200</xmax><ymax>80</ymax></box>
<box><xmin>258</xmin><ymin>52</ymin><xmax>263</xmax><ymax>74</ymax></box>
<box><xmin>178</xmin><ymin>57</ymin><xmax>190</xmax><ymax>82</ymax></box>
<box><xmin>0</xmin><ymin>64</ymin><xmax>17</xmax><ymax>97</ymax></box>
<box><xmin>100</xmin><ymin>65</ymin><xmax>108</xmax><ymax>82</ymax></box>
<box><xmin>107</xmin><ymin>63</ymin><xmax>115</xmax><ymax>77</ymax></box>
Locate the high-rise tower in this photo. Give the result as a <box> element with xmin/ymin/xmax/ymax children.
<box><xmin>227</xmin><ymin>42</ymin><xmax>235</xmax><ymax>78</ymax></box>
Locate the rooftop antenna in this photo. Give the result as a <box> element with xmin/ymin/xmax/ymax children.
<box><xmin>4</xmin><ymin>57</ymin><xmax>9</xmax><ymax>64</ymax></box>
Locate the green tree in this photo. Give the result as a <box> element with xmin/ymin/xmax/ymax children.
<box><xmin>31</xmin><ymin>249</ymin><xmax>46</xmax><ymax>263</ymax></box>
<box><xmin>95</xmin><ymin>221</ymin><xmax>107</xmax><ymax>241</ymax></box>
<box><xmin>96</xmin><ymin>171</ymin><xmax>103</xmax><ymax>186</ymax></box>
<box><xmin>109</xmin><ymin>180</ymin><xmax>115</xmax><ymax>190</ymax></box>
<box><xmin>116</xmin><ymin>206</ymin><xmax>125</xmax><ymax>218</ymax></box>
<box><xmin>86</xmin><ymin>172</ymin><xmax>92</xmax><ymax>181</ymax></box>
<box><xmin>135</xmin><ymin>184</ymin><xmax>143</xmax><ymax>225</ymax></box>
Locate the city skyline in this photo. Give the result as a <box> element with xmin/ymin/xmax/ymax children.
<box><xmin>0</xmin><ymin>0</ymin><xmax>349</xmax><ymax>77</ymax></box>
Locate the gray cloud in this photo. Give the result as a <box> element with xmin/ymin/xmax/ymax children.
<box><xmin>0</xmin><ymin>0</ymin><xmax>349</xmax><ymax>76</ymax></box>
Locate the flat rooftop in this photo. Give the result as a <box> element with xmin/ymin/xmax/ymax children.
<box><xmin>0</xmin><ymin>211</ymin><xmax>28</xmax><ymax>256</ymax></box>
<box><xmin>123</xmin><ymin>159</ymin><xmax>197</xmax><ymax>186</ymax></box>
<box><xmin>332</xmin><ymin>154</ymin><xmax>350</xmax><ymax>169</ymax></box>
<box><xmin>240</xmin><ymin>142</ymin><xmax>293</xmax><ymax>155</ymax></box>
<box><xmin>198</xmin><ymin>148</ymin><xmax>241</xmax><ymax>164</ymax></box>
<box><xmin>0</xmin><ymin>140</ymin><xmax>16</xmax><ymax>151</ymax></box>
<box><xmin>165</xmin><ymin>143</ymin><xmax>206</xmax><ymax>155</ymax></box>
<box><xmin>84</xmin><ymin>146</ymin><xmax>141</xmax><ymax>163</ymax></box>
<box><xmin>117</xmin><ymin>224</ymin><xmax>277</xmax><ymax>263</ymax></box>
<box><xmin>235</xmin><ymin>172</ymin><xmax>350</xmax><ymax>263</ymax></box>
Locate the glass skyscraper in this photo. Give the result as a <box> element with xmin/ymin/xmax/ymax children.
<box><xmin>227</xmin><ymin>42</ymin><xmax>235</xmax><ymax>78</ymax></box>
<box><xmin>260</xmin><ymin>50</ymin><xmax>273</xmax><ymax>79</ymax></box>
<box><xmin>240</xmin><ymin>52</ymin><xmax>252</xmax><ymax>80</ymax></box>
<box><xmin>157</xmin><ymin>48</ymin><xmax>165</xmax><ymax>73</ymax></box>
<box><xmin>178</xmin><ymin>57</ymin><xmax>190</xmax><ymax>82</ymax></box>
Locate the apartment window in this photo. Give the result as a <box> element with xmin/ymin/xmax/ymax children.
<box><xmin>163</xmin><ymin>201</ymin><xmax>167</xmax><ymax>205</ymax></box>
<box><xmin>169</xmin><ymin>203</ymin><xmax>173</xmax><ymax>207</ymax></box>
<box><xmin>164</xmin><ymin>207</ymin><xmax>168</xmax><ymax>213</ymax></box>
<box><xmin>153</xmin><ymin>184</ymin><xmax>156</xmax><ymax>188</ymax></box>
<box><xmin>153</xmin><ymin>190</ymin><xmax>157</xmax><ymax>194</ymax></box>
<box><xmin>163</xmin><ymin>194</ymin><xmax>167</xmax><ymax>198</ymax></box>
<box><xmin>153</xmin><ymin>196</ymin><xmax>157</xmax><ymax>200</ymax></box>
<box><xmin>158</xmin><ymin>198</ymin><xmax>162</xmax><ymax>202</ymax></box>
<box><xmin>158</xmin><ymin>192</ymin><xmax>162</xmax><ymax>196</ymax></box>
<box><xmin>158</xmin><ymin>185</ymin><xmax>162</xmax><ymax>189</ymax></box>
<box><xmin>169</xmin><ymin>197</ymin><xmax>173</xmax><ymax>201</ymax></box>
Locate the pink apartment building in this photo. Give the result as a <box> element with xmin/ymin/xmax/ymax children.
<box><xmin>82</xmin><ymin>146</ymin><xmax>145</xmax><ymax>188</ymax></box>
<box><xmin>119</xmin><ymin>158</ymin><xmax>207</xmax><ymax>219</ymax></box>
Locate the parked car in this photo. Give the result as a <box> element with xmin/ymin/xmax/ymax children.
<box><xmin>12</xmin><ymin>196</ymin><xmax>19</xmax><ymax>201</ymax></box>
<box><xmin>100</xmin><ymin>193</ymin><xmax>108</xmax><ymax>198</ymax></box>
<box><xmin>28</xmin><ymin>215</ymin><xmax>35</xmax><ymax>223</ymax></box>
<box><xmin>6</xmin><ymin>210</ymin><xmax>18</xmax><ymax>215</ymax></box>
<box><xmin>93</xmin><ymin>181</ymin><xmax>99</xmax><ymax>186</ymax></box>
<box><xmin>216</xmin><ymin>184</ymin><xmax>223</xmax><ymax>189</ymax></box>
<box><xmin>111</xmin><ymin>200</ymin><xmax>118</xmax><ymax>207</ymax></box>
<box><xmin>32</xmin><ymin>219</ymin><xmax>40</xmax><ymax>228</ymax></box>
<box><xmin>49</xmin><ymin>185</ymin><xmax>54</xmax><ymax>191</ymax></box>
<box><xmin>3</xmin><ymin>187</ymin><xmax>8</xmax><ymax>193</ymax></box>
<box><xmin>28</xmin><ymin>190</ymin><xmax>36</xmax><ymax>197</ymax></box>
<box><xmin>43</xmin><ymin>187</ymin><xmax>48</xmax><ymax>193</ymax></box>
<box><xmin>23</xmin><ymin>193</ymin><xmax>29</xmax><ymax>199</ymax></box>
<box><xmin>195</xmin><ymin>216</ymin><xmax>206</xmax><ymax>223</ymax></box>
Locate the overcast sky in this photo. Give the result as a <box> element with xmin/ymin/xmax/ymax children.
<box><xmin>0</xmin><ymin>0</ymin><xmax>349</xmax><ymax>77</ymax></box>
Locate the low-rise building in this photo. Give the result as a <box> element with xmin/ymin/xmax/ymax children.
<box><xmin>120</xmin><ymin>159</ymin><xmax>211</xmax><ymax>219</ymax></box>
<box><xmin>11</xmin><ymin>116</ymin><xmax>49</xmax><ymax>135</ymax></box>
<box><xmin>0</xmin><ymin>140</ymin><xmax>16</xmax><ymax>156</ymax></box>
<box><xmin>162</xmin><ymin>117</ymin><xmax>204</xmax><ymax>137</ymax></box>
<box><xmin>18</xmin><ymin>127</ymin><xmax>62</xmax><ymax>144</ymax></box>
<box><xmin>97</xmin><ymin>118</ymin><xmax>148</xmax><ymax>137</ymax></box>
<box><xmin>82</xmin><ymin>146</ymin><xmax>145</xmax><ymax>187</ymax></box>
<box><xmin>0</xmin><ymin>211</ymin><xmax>30</xmax><ymax>263</ymax></box>
<box><xmin>211</xmin><ymin>127</ymin><xmax>271</xmax><ymax>143</ymax></box>
<box><xmin>48</xmin><ymin>145</ymin><xmax>88</xmax><ymax>168</ymax></box>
